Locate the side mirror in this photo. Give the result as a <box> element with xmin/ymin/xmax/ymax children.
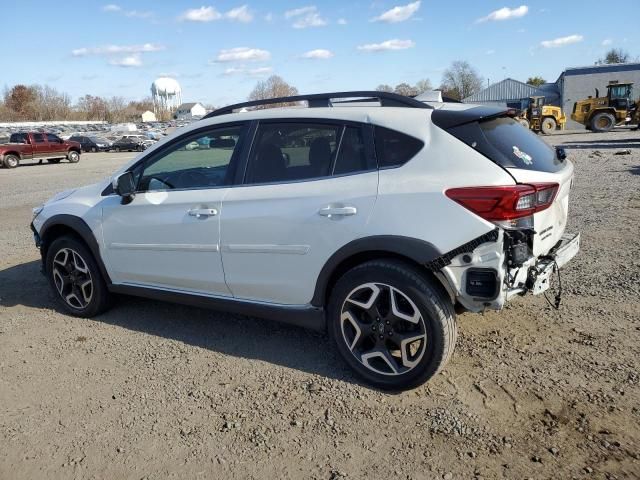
<box><xmin>113</xmin><ymin>171</ymin><xmax>136</xmax><ymax>203</ymax></box>
<box><xmin>556</xmin><ymin>147</ymin><xmax>567</xmax><ymax>161</ymax></box>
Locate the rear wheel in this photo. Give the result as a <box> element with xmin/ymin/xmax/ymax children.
<box><xmin>541</xmin><ymin>117</ymin><xmax>557</xmax><ymax>134</ymax></box>
<box><xmin>590</xmin><ymin>112</ymin><xmax>615</xmax><ymax>133</ymax></box>
<box><xmin>45</xmin><ymin>236</ymin><xmax>111</xmax><ymax>317</ymax></box>
<box><xmin>328</xmin><ymin>260</ymin><xmax>456</xmax><ymax>390</ymax></box>
<box><xmin>67</xmin><ymin>150</ymin><xmax>80</xmax><ymax>163</ymax></box>
<box><xmin>3</xmin><ymin>154</ymin><xmax>19</xmax><ymax>168</ymax></box>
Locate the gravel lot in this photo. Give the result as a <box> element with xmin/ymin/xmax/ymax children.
<box><xmin>1</xmin><ymin>130</ymin><xmax>639</xmax><ymax>479</ymax></box>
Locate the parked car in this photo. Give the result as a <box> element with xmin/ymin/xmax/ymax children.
<box><xmin>68</xmin><ymin>135</ymin><xmax>111</xmax><ymax>152</ymax></box>
<box><xmin>1</xmin><ymin>132</ymin><xmax>81</xmax><ymax>168</ymax></box>
<box><xmin>112</xmin><ymin>136</ymin><xmax>146</xmax><ymax>152</ymax></box>
<box><xmin>30</xmin><ymin>91</ymin><xmax>579</xmax><ymax>390</ymax></box>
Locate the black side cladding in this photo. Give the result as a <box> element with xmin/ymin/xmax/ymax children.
<box><xmin>425</xmin><ymin>229</ymin><xmax>499</xmax><ymax>271</ymax></box>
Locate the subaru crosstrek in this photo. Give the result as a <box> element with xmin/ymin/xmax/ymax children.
<box><xmin>31</xmin><ymin>91</ymin><xmax>579</xmax><ymax>390</ymax></box>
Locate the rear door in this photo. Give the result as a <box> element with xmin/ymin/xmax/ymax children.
<box><xmin>220</xmin><ymin>120</ymin><xmax>378</xmax><ymax>305</ymax></box>
<box><xmin>31</xmin><ymin>133</ymin><xmax>49</xmax><ymax>160</ymax></box>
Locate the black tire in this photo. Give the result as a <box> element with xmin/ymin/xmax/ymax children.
<box><xmin>541</xmin><ymin>117</ymin><xmax>557</xmax><ymax>135</ymax></box>
<box><xmin>3</xmin><ymin>154</ymin><xmax>19</xmax><ymax>168</ymax></box>
<box><xmin>47</xmin><ymin>158</ymin><xmax>62</xmax><ymax>164</ymax></box>
<box><xmin>67</xmin><ymin>150</ymin><xmax>80</xmax><ymax>163</ymax></box>
<box><xmin>590</xmin><ymin>112</ymin><xmax>615</xmax><ymax>133</ymax></box>
<box><xmin>45</xmin><ymin>236</ymin><xmax>111</xmax><ymax>317</ymax></box>
<box><xmin>328</xmin><ymin>259</ymin><xmax>456</xmax><ymax>391</ymax></box>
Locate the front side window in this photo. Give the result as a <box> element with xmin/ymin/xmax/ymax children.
<box><xmin>138</xmin><ymin>125</ymin><xmax>244</xmax><ymax>191</ymax></box>
<box><xmin>245</xmin><ymin>123</ymin><xmax>341</xmax><ymax>184</ymax></box>
<box><xmin>46</xmin><ymin>133</ymin><xmax>61</xmax><ymax>143</ymax></box>
<box><xmin>33</xmin><ymin>133</ymin><xmax>45</xmax><ymax>143</ymax></box>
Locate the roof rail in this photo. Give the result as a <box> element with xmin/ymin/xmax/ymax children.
<box><xmin>203</xmin><ymin>90</ymin><xmax>432</xmax><ymax>119</ymax></box>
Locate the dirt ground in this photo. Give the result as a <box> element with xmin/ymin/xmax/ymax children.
<box><xmin>1</xmin><ymin>130</ymin><xmax>639</xmax><ymax>480</ymax></box>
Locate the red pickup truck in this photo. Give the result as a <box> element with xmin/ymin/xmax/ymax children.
<box><xmin>0</xmin><ymin>132</ymin><xmax>81</xmax><ymax>169</ymax></box>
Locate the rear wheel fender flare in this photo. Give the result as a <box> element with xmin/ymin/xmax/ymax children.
<box><xmin>311</xmin><ymin>236</ymin><xmax>442</xmax><ymax>307</ymax></box>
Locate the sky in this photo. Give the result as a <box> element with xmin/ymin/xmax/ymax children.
<box><xmin>4</xmin><ymin>1</ymin><xmax>639</xmax><ymax>107</ymax></box>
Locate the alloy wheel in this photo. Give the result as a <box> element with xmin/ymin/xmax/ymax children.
<box><xmin>52</xmin><ymin>248</ymin><xmax>93</xmax><ymax>310</ymax></box>
<box><xmin>340</xmin><ymin>282</ymin><xmax>427</xmax><ymax>376</ymax></box>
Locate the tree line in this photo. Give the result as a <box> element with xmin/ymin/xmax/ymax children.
<box><xmin>0</xmin><ymin>84</ymin><xmax>157</xmax><ymax>123</ymax></box>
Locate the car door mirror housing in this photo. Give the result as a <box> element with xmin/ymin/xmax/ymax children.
<box><xmin>113</xmin><ymin>171</ymin><xmax>136</xmax><ymax>203</ymax></box>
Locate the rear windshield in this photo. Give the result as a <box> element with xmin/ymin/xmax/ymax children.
<box><xmin>448</xmin><ymin>116</ymin><xmax>564</xmax><ymax>173</ymax></box>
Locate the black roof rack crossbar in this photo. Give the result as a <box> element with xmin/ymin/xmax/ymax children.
<box><xmin>203</xmin><ymin>90</ymin><xmax>432</xmax><ymax>119</ymax></box>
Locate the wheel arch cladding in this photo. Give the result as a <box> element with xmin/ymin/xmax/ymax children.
<box><xmin>311</xmin><ymin>236</ymin><xmax>442</xmax><ymax>307</ymax></box>
<box><xmin>40</xmin><ymin>215</ymin><xmax>111</xmax><ymax>284</ymax></box>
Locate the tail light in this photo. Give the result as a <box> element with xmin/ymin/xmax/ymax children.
<box><xmin>445</xmin><ymin>183</ymin><xmax>559</xmax><ymax>224</ymax></box>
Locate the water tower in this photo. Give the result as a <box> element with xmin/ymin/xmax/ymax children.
<box><xmin>151</xmin><ymin>77</ymin><xmax>182</xmax><ymax>114</ymax></box>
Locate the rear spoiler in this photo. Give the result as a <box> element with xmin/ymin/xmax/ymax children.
<box><xmin>432</xmin><ymin>105</ymin><xmax>510</xmax><ymax>130</ymax></box>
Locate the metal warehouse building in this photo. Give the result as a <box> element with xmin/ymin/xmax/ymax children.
<box><xmin>464</xmin><ymin>62</ymin><xmax>640</xmax><ymax>129</ymax></box>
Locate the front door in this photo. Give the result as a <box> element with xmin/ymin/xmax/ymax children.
<box><xmin>101</xmin><ymin>123</ymin><xmax>248</xmax><ymax>295</ymax></box>
<box><xmin>45</xmin><ymin>133</ymin><xmax>67</xmax><ymax>158</ymax></box>
<box><xmin>221</xmin><ymin>121</ymin><xmax>378</xmax><ymax>305</ymax></box>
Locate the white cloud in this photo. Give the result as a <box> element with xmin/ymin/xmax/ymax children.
<box><xmin>540</xmin><ymin>34</ymin><xmax>583</xmax><ymax>48</ymax></box>
<box><xmin>180</xmin><ymin>6</ymin><xmax>221</xmax><ymax>22</ymax></box>
<box><xmin>109</xmin><ymin>54</ymin><xmax>142</xmax><ymax>67</ymax></box>
<box><xmin>337</xmin><ymin>18</ymin><xmax>347</xmax><ymax>25</ymax></box>
<box><xmin>486</xmin><ymin>49</ymin><xmax>496</xmax><ymax>55</ymax></box>
<box><xmin>213</xmin><ymin>47</ymin><xmax>271</xmax><ymax>62</ymax></box>
<box><xmin>222</xmin><ymin>66</ymin><xmax>273</xmax><ymax>76</ymax></box>
<box><xmin>476</xmin><ymin>5</ymin><xmax>528</xmax><ymax>23</ymax></box>
<box><xmin>103</xmin><ymin>4</ymin><xmax>153</xmax><ymax>19</ymax></box>
<box><xmin>357</xmin><ymin>39</ymin><xmax>415</xmax><ymax>52</ymax></box>
<box><xmin>179</xmin><ymin>5</ymin><xmax>253</xmax><ymax>22</ymax></box>
<box><xmin>602</xmin><ymin>38</ymin><xmax>613</xmax><ymax>46</ymax></box>
<box><xmin>264</xmin><ymin>12</ymin><xmax>274</xmax><ymax>22</ymax></box>
<box><xmin>225</xmin><ymin>5</ymin><xmax>253</xmax><ymax>23</ymax></box>
<box><xmin>72</xmin><ymin>43</ymin><xmax>165</xmax><ymax>56</ymax></box>
<box><xmin>284</xmin><ymin>5</ymin><xmax>327</xmax><ymax>28</ymax></box>
<box><xmin>372</xmin><ymin>1</ymin><xmax>420</xmax><ymax>23</ymax></box>
<box><xmin>301</xmin><ymin>49</ymin><xmax>334</xmax><ymax>59</ymax></box>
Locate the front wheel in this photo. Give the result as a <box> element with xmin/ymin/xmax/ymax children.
<box><xmin>67</xmin><ymin>150</ymin><xmax>80</xmax><ymax>163</ymax></box>
<box><xmin>45</xmin><ymin>236</ymin><xmax>111</xmax><ymax>317</ymax></box>
<box><xmin>328</xmin><ymin>260</ymin><xmax>456</xmax><ymax>390</ymax></box>
<box><xmin>3</xmin><ymin>154</ymin><xmax>19</xmax><ymax>168</ymax></box>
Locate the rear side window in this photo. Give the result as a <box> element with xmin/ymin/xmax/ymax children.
<box><xmin>333</xmin><ymin>127</ymin><xmax>369</xmax><ymax>175</ymax></box>
<box><xmin>450</xmin><ymin>117</ymin><xmax>563</xmax><ymax>172</ymax></box>
<box><xmin>245</xmin><ymin>123</ymin><xmax>340</xmax><ymax>184</ymax></box>
<box><xmin>374</xmin><ymin>126</ymin><xmax>424</xmax><ymax>168</ymax></box>
<box><xmin>10</xmin><ymin>133</ymin><xmax>27</xmax><ymax>143</ymax></box>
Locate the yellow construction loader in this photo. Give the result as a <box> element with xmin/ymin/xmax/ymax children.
<box><xmin>571</xmin><ymin>81</ymin><xmax>639</xmax><ymax>132</ymax></box>
<box><xmin>516</xmin><ymin>96</ymin><xmax>566</xmax><ymax>134</ymax></box>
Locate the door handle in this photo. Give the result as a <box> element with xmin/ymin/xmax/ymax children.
<box><xmin>188</xmin><ymin>208</ymin><xmax>218</xmax><ymax>218</ymax></box>
<box><xmin>318</xmin><ymin>205</ymin><xmax>357</xmax><ymax>218</ymax></box>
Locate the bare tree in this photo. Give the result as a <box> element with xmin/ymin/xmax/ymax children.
<box><xmin>76</xmin><ymin>95</ymin><xmax>109</xmax><ymax>120</ymax></box>
<box><xmin>439</xmin><ymin>61</ymin><xmax>483</xmax><ymax>100</ymax></box>
<box><xmin>248</xmin><ymin>75</ymin><xmax>299</xmax><ymax>108</ymax></box>
<box><xmin>375</xmin><ymin>84</ymin><xmax>393</xmax><ymax>93</ymax></box>
<box><xmin>596</xmin><ymin>48</ymin><xmax>631</xmax><ymax>65</ymax></box>
<box><xmin>526</xmin><ymin>76</ymin><xmax>546</xmax><ymax>87</ymax></box>
<box><xmin>414</xmin><ymin>79</ymin><xmax>433</xmax><ymax>94</ymax></box>
<box><xmin>394</xmin><ymin>83</ymin><xmax>418</xmax><ymax>96</ymax></box>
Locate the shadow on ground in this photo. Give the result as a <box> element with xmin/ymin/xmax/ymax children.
<box><xmin>0</xmin><ymin>260</ymin><xmax>360</xmax><ymax>386</ymax></box>
<box><xmin>562</xmin><ymin>137</ymin><xmax>640</xmax><ymax>150</ymax></box>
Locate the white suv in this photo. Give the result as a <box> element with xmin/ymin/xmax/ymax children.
<box><xmin>31</xmin><ymin>91</ymin><xmax>579</xmax><ymax>390</ymax></box>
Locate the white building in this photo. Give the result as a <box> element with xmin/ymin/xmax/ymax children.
<box><xmin>174</xmin><ymin>102</ymin><xmax>206</xmax><ymax>120</ymax></box>
<box><xmin>141</xmin><ymin>110</ymin><xmax>157</xmax><ymax>122</ymax></box>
